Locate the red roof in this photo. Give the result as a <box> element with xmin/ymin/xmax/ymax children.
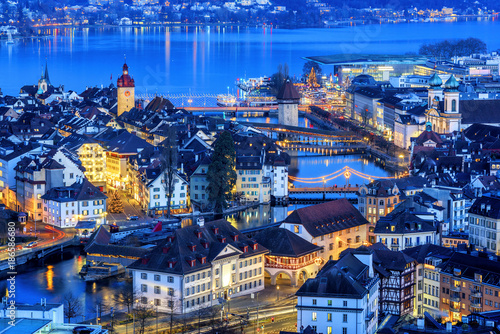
<box><xmin>117</xmin><ymin>63</ymin><xmax>135</xmax><ymax>88</ymax></box>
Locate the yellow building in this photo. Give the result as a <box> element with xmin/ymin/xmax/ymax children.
<box><xmin>78</xmin><ymin>143</ymin><xmax>106</xmax><ymax>189</ymax></box>
<box><xmin>117</xmin><ymin>63</ymin><xmax>135</xmax><ymax>116</ymax></box>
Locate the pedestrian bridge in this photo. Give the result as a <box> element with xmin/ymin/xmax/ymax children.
<box><xmin>289</xmin><ymin>186</ymin><xmax>359</xmax><ymax>194</ymax></box>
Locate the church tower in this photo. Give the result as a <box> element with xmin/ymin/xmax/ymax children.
<box><xmin>37</xmin><ymin>61</ymin><xmax>51</xmax><ymax>94</ymax></box>
<box><xmin>427</xmin><ymin>73</ymin><xmax>443</xmax><ymax>108</ymax></box>
<box><xmin>277</xmin><ymin>80</ymin><xmax>300</xmax><ymax>127</ymax></box>
<box><xmin>117</xmin><ymin>62</ymin><xmax>135</xmax><ymax>117</ymax></box>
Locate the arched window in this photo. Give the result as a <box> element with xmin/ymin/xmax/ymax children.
<box><xmin>452</xmin><ymin>99</ymin><xmax>457</xmax><ymax>112</ymax></box>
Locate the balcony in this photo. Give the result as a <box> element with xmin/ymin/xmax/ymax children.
<box><xmin>470</xmin><ymin>291</ymin><xmax>482</xmax><ymax>298</ymax></box>
<box><xmin>365</xmin><ymin>312</ymin><xmax>375</xmax><ymax>322</ymax></box>
<box><xmin>450</xmin><ymin>285</ymin><xmax>461</xmax><ymax>292</ymax></box>
<box><xmin>450</xmin><ymin>305</ymin><xmax>461</xmax><ymax>313</ymax></box>
<box><xmin>450</xmin><ymin>295</ymin><xmax>460</xmax><ymax>303</ymax></box>
<box><xmin>470</xmin><ymin>301</ymin><xmax>482</xmax><ymax>308</ymax></box>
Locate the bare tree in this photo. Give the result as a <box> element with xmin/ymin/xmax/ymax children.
<box><xmin>134</xmin><ymin>303</ymin><xmax>154</xmax><ymax>334</ymax></box>
<box><xmin>63</xmin><ymin>292</ymin><xmax>83</xmax><ymax>324</ymax></box>
<box><xmin>113</xmin><ymin>281</ymin><xmax>136</xmax><ymax>314</ymax></box>
<box><xmin>87</xmin><ymin>297</ymin><xmax>108</xmax><ymax>325</ymax></box>
<box><xmin>160</xmin><ymin>126</ymin><xmax>178</xmax><ymax>219</ymax></box>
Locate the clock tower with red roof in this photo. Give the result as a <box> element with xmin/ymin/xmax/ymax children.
<box><xmin>117</xmin><ymin>62</ymin><xmax>135</xmax><ymax>116</ymax></box>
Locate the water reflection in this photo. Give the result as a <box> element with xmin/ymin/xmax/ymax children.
<box><xmin>45</xmin><ymin>265</ymin><xmax>54</xmax><ymax>291</ymax></box>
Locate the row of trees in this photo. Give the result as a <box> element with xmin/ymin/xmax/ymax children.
<box><xmin>63</xmin><ymin>281</ymin><xmax>231</xmax><ymax>334</ymax></box>
<box><xmin>419</xmin><ymin>37</ymin><xmax>487</xmax><ymax>58</ymax></box>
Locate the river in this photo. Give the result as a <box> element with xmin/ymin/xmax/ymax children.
<box><xmin>1</xmin><ymin>20</ymin><xmax>500</xmax><ymax>96</ymax></box>
<box><xmin>3</xmin><ymin>19</ymin><xmax>493</xmax><ymax>319</ymax></box>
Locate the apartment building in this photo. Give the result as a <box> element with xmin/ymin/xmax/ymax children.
<box><xmin>296</xmin><ymin>247</ymin><xmax>379</xmax><ymax>334</ymax></box>
<box><xmin>128</xmin><ymin>220</ymin><xmax>268</xmax><ymax>314</ymax></box>
<box><xmin>280</xmin><ymin>199</ymin><xmax>370</xmax><ymax>262</ymax></box>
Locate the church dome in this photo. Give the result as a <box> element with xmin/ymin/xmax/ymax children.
<box><xmin>444</xmin><ymin>75</ymin><xmax>460</xmax><ymax>91</ymax></box>
<box><xmin>428</xmin><ymin>73</ymin><xmax>442</xmax><ymax>88</ymax></box>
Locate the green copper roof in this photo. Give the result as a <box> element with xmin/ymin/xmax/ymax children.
<box><xmin>428</xmin><ymin>73</ymin><xmax>442</xmax><ymax>88</ymax></box>
<box><xmin>445</xmin><ymin>75</ymin><xmax>460</xmax><ymax>90</ymax></box>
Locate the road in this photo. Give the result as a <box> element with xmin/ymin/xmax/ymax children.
<box><xmin>107</xmin><ymin>192</ymin><xmax>152</xmax><ymax>224</ymax></box>
<box><xmin>0</xmin><ymin>222</ymin><xmax>69</xmax><ymax>261</ymax></box>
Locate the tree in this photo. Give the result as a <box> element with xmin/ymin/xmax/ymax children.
<box><xmin>113</xmin><ymin>281</ymin><xmax>136</xmax><ymax>314</ymax></box>
<box><xmin>419</xmin><ymin>38</ymin><xmax>487</xmax><ymax>58</ymax></box>
<box><xmin>108</xmin><ymin>190</ymin><xmax>124</xmax><ymax>213</ymax></box>
<box><xmin>303</xmin><ymin>60</ymin><xmax>322</xmax><ymax>78</ymax></box>
<box><xmin>307</xmin><ymin>67</ymin><xmax>319</xmax><ymax>87</ymax></box>
<box><xmin>270</xmin><ymin>63</ymin><xmax>289</xmax><ymax>96</ymax></box>
<box><xmin>160</xmin><ymin>126</ymin><xmax>178</xmax><ymax>218</ymax></box>
<box><xmin>134</xmin><ymin>303</ymin><xmax>154</xmax><ymax>334</ymax></box>
<box><xmin>207</xmin><ymin>131</ymin><xmax>236</xmax><ymax>215</ymax></box>
<box><xmin>63</xmin><ymin>292</ymin><xmax>83</xmax><ymax>324</ymax></box>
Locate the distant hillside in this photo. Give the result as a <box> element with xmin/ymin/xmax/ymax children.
<box><xmin>273</xmin><ymin>0</ymin><xmax>499</xmax><ymax>11</ymax></box>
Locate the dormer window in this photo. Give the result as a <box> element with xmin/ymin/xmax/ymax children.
<box><xmin>195</xmin><ymin>230</ymin><xmax>202</xmax><ymax>238</ymax></box>
<box><xmin>241</xmin><ymin>246</ymin><xmax>249</xmax><ymax>253</ymax></box>
<box><xmin>162</xmin><ymin>246</ymin><xmax>170</xmax><ymax>254</ymax></box>
<box><xmin>167</xmin><ymin>236</ymin><xmax>175</xmax><ymax>242</ymax></box>
<box><xmin>188</xmin><ymin>244</ymin><xmax>196</xmax><ymax>252</ymax></box>
<box><xmin>212</xmin><ymin>227</ymin><xmax>219</xmax><ymax>235</ymax></box>
<box><xmin>188</xmin><ymin>259</ymin><xmax>196</xmax><ymax>267</ymax></box>
<box><xmin>232</xmin><ymin>234</ymin><xmax>239</xmax><ymax>242</ymax></box>
<box><xmin>141</xmin><ymin>258</ymin><xmax>150</xmax><ymax>265</ymax></box>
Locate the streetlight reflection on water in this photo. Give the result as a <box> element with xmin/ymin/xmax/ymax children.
<box><xmin>45</xmin><ymin>265</ymin><xmax>54</xmax><ymax>291</ymax></box>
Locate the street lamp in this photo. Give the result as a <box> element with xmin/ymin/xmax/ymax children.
<box><xmin>276</xmin><ymin>285</ymin><xmax>280</xmax><ymax>301</ymax></box>
<box><xmin>322</xmin><ymin>177</ymin><xmax>326</xmax><ymax>201</ymax></box>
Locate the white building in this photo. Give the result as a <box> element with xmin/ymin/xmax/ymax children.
<box><xmin>146</xmin><ymin>169</ymin><xmax>190</xmax><ymax>215</ymax></box>
<box><xmin>128</xmin><ymin>219</ymin><xmax>268</xmax><ymax>314</ymax></box>
<box><xmin>41</xmin><ymin>178</ymin><xmax>107</xmax><ymax>228</ymax></box>
<box><xmin>468</xmin><ymin>196</ymin><xmax>500</xmax><ymax>254</ymax></box>
<box><xmin>0</xmin><ymin>141</ymin><xmax>43</xmax><ymax>209</ymax></box>
<box><xmin>296</xmin><ymin>246</ymin><xmax>379</xmax><ymax>334</ymax></box>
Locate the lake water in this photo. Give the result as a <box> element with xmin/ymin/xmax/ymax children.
<box><xmin>1</xmin><ymin>20</ymin><xmax>500</xmax><ymax>96</ymax></box>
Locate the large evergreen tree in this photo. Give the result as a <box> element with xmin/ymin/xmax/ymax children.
<box><xmin>108</xmin><ymin>190</ymin><xmax>124</xmax><ymax>213</ymax></box>
<box><xmin>207</xmin><ymin>131</ymin><xmax>236</xmax><ymax>215</ymax></box>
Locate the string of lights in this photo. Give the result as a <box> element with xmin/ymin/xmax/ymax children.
<box><xmin>288</xmin><ymin>166</ymin><xmax>348</xmax><ymax>180</ymax></box>
<box><xmin>289</xmin><ymin>166</ymin><xmax>398</xmax><ymax>183</ymax></box>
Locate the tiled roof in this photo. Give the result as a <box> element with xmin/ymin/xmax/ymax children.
<box><xmin>374</xmin><ymin>207</ymin><xmax>436</xmax><ymax>235</ymax></box>
<box><xmin>439</xmin><ymin>252</ymin><xmax>500</xmax><ymax>288</ymax></box>
<box><xmin>282</xmin><ymin>199</ymin><xmax>368</xmax><ymax>238</ymax></box>
<box><xmin>128</xmin><ymin>219</ymin><xmax>268</xmax><ymax>275</ymax></box>
<box><xmin>106</xmin><ymin>131</ymin><xmax>153</xmax><ymax>154</ymax></box>
<box><xmin>296</xmin><ymin>252</ymin><xmax>372</xmax><ymax>298</ymax></box>
<box><xmin>468</xmin><ymin>196</ymin><xmax>500</xmax><ymax>219</ymax></box>
<box><xmin>253</xmin><ymin>227</ymin><xmax>322</xmax><ymax>257</ymax></box>
<box><xmin>42</xmin><ymin>178</ymin><xmax>107</xmax><ymax>202</ymax></box>
<box><xmin>277</xmin><ymin>80</ymin><xmax>300</xmax><ymax>100</ymax></box>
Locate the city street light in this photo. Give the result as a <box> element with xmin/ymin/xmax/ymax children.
<box><xmin>276</xmin><ymin>285</ymin><xmax>280</xmax><ymax>301</ymax></box>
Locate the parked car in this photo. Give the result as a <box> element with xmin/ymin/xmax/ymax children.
<box><xmin>127</xmin><ymin>216</ymin><xmax>139</xmax><ymax>221</ymax></box>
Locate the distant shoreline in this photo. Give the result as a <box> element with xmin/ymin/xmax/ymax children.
<box><xmin>26</xmin><ymin>14</ymin><xmax>499</xmax><ymax>31</ymax></box>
